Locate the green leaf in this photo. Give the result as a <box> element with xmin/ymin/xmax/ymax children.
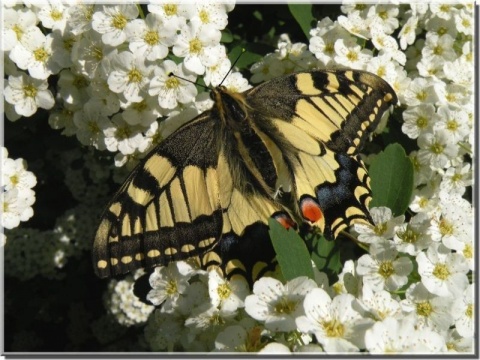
<box><xmin>307</xmin><ymin>232</ymin><xmax>342</xmax><ymax>280</ymax></box>
<box><xmin>369</xmin><ymin>143</ymin><xmax>414</xmax><ymax>216</ymax></box>
<box><xmin>268</xmin><ymin>218</ymin><xmax>314</xmax><ymax>281</ymax></box>
<box><xmin>288</xmin><ymin>4</ymin><xmax>315</xmax><ymax>39</ymax></box>
<box><xmin>220</xmin><ymin>29</ymin><xmax>233</xmax><ymax>43</ymax></box>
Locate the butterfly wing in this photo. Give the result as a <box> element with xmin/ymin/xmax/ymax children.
<box><xmin>93</xmin><ymin>113</ymin><xmax>289</xmax><ymax>282</ymax></box>
<box><xmin>245</xmin><ymin>69</ymin><xmax>398</xmax><ymax>238</ymax></box>
<box><xmin>93</xmin><ymin>115</ymin><xmax>222</xmax><ymax>277</ymax></box>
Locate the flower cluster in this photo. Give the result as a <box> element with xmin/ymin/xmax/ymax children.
<box><xmin>1</xmin><ymin>147</ymin><xmax>37</xmax><ymax>238</ymax></box>
<box><xmin>4</xmin><ymin>2</ymin><xmax>239</xmax><ymax>167</ymax></box>
<box><xmin>104</xmin><ymin>271</ymin><xmax>155</xmax><ymax>327</ymax></box>
<box><xmin>2</xmin><ymin>2</ymin><xmax>474</xmax><ymax>354</ymax></box>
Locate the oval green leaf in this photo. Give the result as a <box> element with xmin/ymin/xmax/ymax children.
<box><xmin>288</xmin><ymin>4</ymin><xmax>315</xmax><ymax>39</ymax></box>
<box><xmin>268</xmin><ymin>218</ymin><xmax>314</xmax><ymax>281</ymax></box>
<box><xmin>369</xmin><ymin>143</ymin><xmax>414</xmax><ymax>216</ymax></box>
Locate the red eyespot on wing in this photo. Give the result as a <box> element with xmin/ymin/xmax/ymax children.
<box><xmin>300</xmin><ymin>197</ymin><xmax>323</xmax><ymax>223</ymax></box>
<box><xmin>272</xmin><ymin>212</ymin><xmax>296</xmax><ymax>230</ymax></box>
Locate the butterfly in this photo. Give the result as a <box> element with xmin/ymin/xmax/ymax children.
<box><xmin>92</xmin><ymin>69</ymin><xmax>397</xmax><ymax>284</ymax></box>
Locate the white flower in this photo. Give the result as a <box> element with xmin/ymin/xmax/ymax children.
<box><xmin>214</xmin><ymin>320</ymin><xmax>266</xmax><ymax>352</ymax></box>
<box><xmin>4</xmin><ymin>73</ymin><xmax>55</xmax><ymax>117</ymax></box>
<box><xmin>148</xmin><ymin>60</ymin><xmax>197</xmax><ymax>110</ymax></box>
<box><xmin>208</xmin><ymin>270</ymin><xmax>249</xmax><ymax>312</ymax></box>
<box><xmin>259</xmin><ymin>342</ymin><xmax>291</xmax><ymax>353</ymax></box>
<box><xmin>86</xmin><ymin>78</ymin><xmax>121</xmax><ymax>116</ymax></box>
<box><xmin>367</xmin><ymin>4</ymin><xmax>399</xmax><ymax>35</ymax></box>
<box><xmin>401</xmin><ymin>104</ymin><xmax>436</xmax><ymax>139</ymax></box>
<box><xmin>73</xmin><ymin>103</ymin><xmax>111</xmax><ymax>150</ymax></box>
<box><xmin>57</xmin><ymin>69</ymin><xmax>90</xmax><ymax>106</ymax></box>
<box><xmin>147</xmin><ymin>3</ymin><xmax>193</xmax><ymax>29</ymax></box>
<box><xmin>425</xmin><ymin>16</ymin><xmax>458</xmax><ymax>39</ymax></box>
<box><xmin>309</xmin><ymin>24</ymin><xmax>352</xmax><ymax>67</ymax></box>
<box><xmin>2</xmin><ymin>153</ymin><xmax>37</xmax><ymax>196</ymax></box>
<box><xmin>92</xmin><ymin>4</ymin><xmax>139</xmax><ymax>46</ymax></box>
<box><xmin>172</xmin><ymin>20</ymin><xmax>222</xmax><ymax>74</ymax></box>
<box><xmin>416</xmin><ymin>243</ymin><xmax>469</xmax><ymax>297</ymax></box>
<box><xmin>422</xmin><ymin>34</ymin><xmax>457</xmax><ymax>63</ymax></box>
<box><xmin>122</xmin><ymin>97</ymin><xmax>160</xmax><ymax>127</ymax></box>
<box><xmin>370</xmin><ymin>32</ymin><xmax>406</xmax><ymax>65</ymax></box>
<box><xmin>105</xmin><ymin>273</ymin><xmax>155</xmax><ymax>327</ymax></box>
<box><xmin>401</xmin><ymin>282</ymin><xmax>454</xmax><ymax>332</ymax></box>
<box><xmin>451</xmin><ymin>284</ymin><xmax>474</xmax><ymax>338</ymax></box>
<box><xmin>146</xmin><ymin>261</ymin><xmax>195</xmax><ymax>311</ymax></box>
<box><xmin>365</xmin><ymin>55</ymin><xmax>399</xmax><ymax>85</ymax></box>
<box><xmin>443</xmin><ymin>42</ymin><xmax>473</xmax><ymax>85</ymax></box>
<box><xmin>331</xmin><ymin>260</ymin><xmax>359</xmax><ymax>296</ymax></box>
<box><xmin>125</xmin><ymin>13</ymin><xmax>177</xmax><ymax>61</ymax></box>
<box><xmin>220</xmin><ymin>72</ymin><xmax>251</xmax><ymax>93</ymax></box>
<box><xmin>37</xmin><ymin>0</ymin><xmax>69</xmax><ymax>32</ymax></box>
<box><xmin>393</xmin><ymin>212</ymin><xmax>433</xmax><ymax>256</ymax></box>
<box><xmin>296</xmin><ymin>288</ymin><xmax>373</xmax><ymax>353</ymax></box>
<box><xmin>444</xmin><ymin>329</ymin><xmax>474</xmax><ymax>353</ymax></box>
<box><xmin>417</xmin><ymin>56</ymin><xmax>445</xmax><ymax>79</ymax></box>
<box><xmin>337</xmin><ymin>11</ymin><xmax>371</xmax><ymax>39</ymax></box>
<box><xmin>184</xmin><ymin>302</ymin><xmax>236</xmax><ymax>333</ymax></box>
<box><xmin>364</xmin><ymin>316</ymin><xmax>446</xmax><ymax>353</ymax></box>
<box><xmin>454</xmin><ymin>9</ymin><xmax>473</xmax><ymax>35</ymax></box>
<box><xmin>358</xmin><ymin>286</ymin><xmax>401</xmax><ymax>321</ymax></box>
<box><xmin>244</xmin><ymin>276</ymin><xmax>316</xmax><ymax>332</ymax></box>
<box><xmin>1</xmin><ymin>188</ymin><xmax>35</xmax><ymax>229</ymax></box>
<box><xmin>437</xmin><ymin>82</ymin><xmax>471</xmax><ymax>108</ymax></box>
<box><xmin>354</xmin><ymin>206</ymin><xmax>404</xmax><ymax>244</ymax></box>
<box><xmin>430</xmin><ymin>193</ymin><xmax>472</xmax><ymax>248</ymax></box>
<box><xmin>402</xmin><ymin>77</ymin><xmax>438</xmax><ymax>106</ymax></box>
<box><xmin>190</xmin><ymin>3</ymin><xmax>229</xmax><ymax>32</ymax></box>
<box><xmin>356</xmin><ymin>241</ymin><xmax>413</xmax><ymax>292</ymax></box>
<box><xmin>417</xmin><ymin>130</ymin><xmax>459</xmax><ymax>170</ymax></box>
<box><xmin>71</xmin><ymin>30</ymin><xmax>115</xmax><ymax>79</ymax></box>
<box><xmin>408</xmin><ymin>183</ymin><xmax>441</xmax><ymax>215</ymax></box>
<box><xmin>9</xmin><ymin>29</ymin><xmax>61</xmax><ymax>80</ymax></box>
<box><xmin>203</xmin><ymin>50</ymin><xmax>230</xmax><ymax>87</ymax></box>
<box><xmin>107</xmin><ymin>50</ymin><xmax>153</xmax><ymax>102</ymax></box>
<box><xmin>333</xmin><ymin>38</ymin><xmax>372</xmax><ymax>69</ymax></box>
<box><xmin>49</xmin><ymin>30</ymin><xmax>75</xmax><ymax>69</ymax></box>
<box><xmin>103</xmin><ymin>113</ymin><xmax>148</xmax><ymax>155</ymax></box>
<box><xmin>67</xmin><ymin>4</ymin><xmax>95</xmax><ymax>35</ymax></box>
<box><xmin>429</xmin><ymin>3</ymin><xmax>458</xmax><ymax>21</ymax></box>
<box><xmin>2</xmin><ymin>7</ymin><xmax>38</xmax><ymax>51</ymax></box>
<box><xmin>434</xmin><ymin>105</ymin><xmax>470</xmax><ymax>143</ymax></box>
<box><xmin>249</xmin><ymin>53</ymin><xmax>285</xmax><ymax>83</ymax></box>
<box><xmin>398</xmin><ymin>15</ymin><xmax>418</xmax><ymax>50</ymax></box>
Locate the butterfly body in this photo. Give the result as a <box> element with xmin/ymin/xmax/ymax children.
<box><xmin>93</xmin><ymin>69</ymin><xmax>397</xmax><ymax>283</ymax></box>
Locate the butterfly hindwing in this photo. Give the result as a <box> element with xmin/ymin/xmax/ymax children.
<box><xmin>245</xmin><ymin>69</ymin><xmax>397</xmax><ymax>237</ymax></box>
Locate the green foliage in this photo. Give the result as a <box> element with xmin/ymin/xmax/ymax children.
<box><xmin>369</xmin><ymin>143</ymin><xmax>414</xmax><ymax>216</ymax></box>
<box><xmin>268</xmin><ymin>219</ymin><xmax>314</xmax><ymax>281</ymax></box>
<box><xmin>288</xmin><ymin>4</ymin><xmax>315</xmax><ymax>39</ymax></box>
<box><xmin>307</xmin><ymin>232</ymin><xmax>343</xmax><ymax>280</ymax></box>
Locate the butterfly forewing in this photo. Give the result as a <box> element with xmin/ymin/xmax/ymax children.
<box><xmin>93</xmin><ymin>116</ymin><xmax>224</xmax><ymax>278</ymax></box>
<box><xmin>93</xmin><ymin>69</ymin><xmax>397</xmax><ymax>283</ymax></box>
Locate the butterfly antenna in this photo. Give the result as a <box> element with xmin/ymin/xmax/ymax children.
<box><xmin>168</xmin><ymin>72</ymin><xmax>209</xmax><ymax>91</ymax></box>
<box><xmin>220</xmin><ymin>48</ymin><xmax>246</xmax><ymax>86</ymax></box>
